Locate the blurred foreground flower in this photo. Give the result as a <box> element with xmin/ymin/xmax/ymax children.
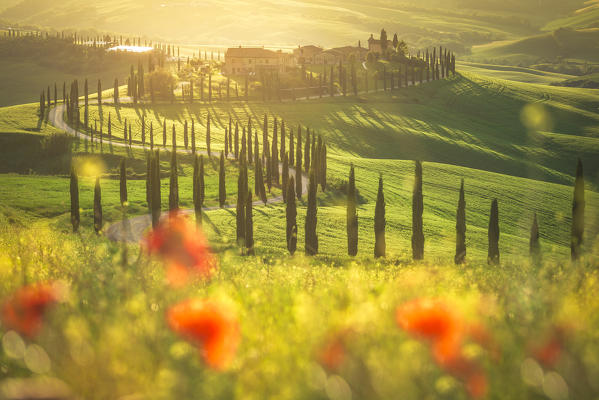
<box><xmin>1</xmin><ymin>282</ymin><xmax>65</xmax><ymax>338</ymax></box>
<box><xmin>318</xmin><ymin>329</ymin><xmax>353</xmax><ymax>371</ymax></box>
<box><xmin>531</xmin><ymin>324</ymin><xmax>569</xmax><ymax>368</ymax></box>
<box><xmin>167</xmin><ymin>299</ymin><xmax>240</xmax><ymax>370</ymax></box>
<box><xmin>144</xmin><ymin>212</ymin><xmax>217</xmax><ymax>286</ymax></box>
<box><xmin>396</xmin><ymin>298</ymin><xmax>489</xmax><ymax>398</ymax></box>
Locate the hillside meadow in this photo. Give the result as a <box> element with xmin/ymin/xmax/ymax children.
<box><xmin>1</xmin><ymin>63</ymin><xmax>599</xmax><ymax>399</ymax></box>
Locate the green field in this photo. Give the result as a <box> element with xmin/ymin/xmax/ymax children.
<box><xmin>2</xmin><ymin>46</ymin><xmax>599</xmax><ymax>398</ymax></box>
<box><xmin>2</xmin><ymin>71</ymin><xmax>598</xmax><ymax>263</ymax></box>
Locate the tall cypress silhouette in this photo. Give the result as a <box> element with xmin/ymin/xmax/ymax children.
<box><xmin>304</xmin><ymin>129</ymin><xmax>311</xmax><ymax>173</ymax></box>
<box><xmin>286</xmin><ymin>175</ymin><xmax>297</xmax><ymax>255</ymax></box>
<box><xmin>262</xmin><ymin>114</ymin><xmax>268</xmax><ymax>160</ymax></box>
<box><xmin>206</xmin><ymin>113</ymin><xmax>211</xmax><ymax>156</ymax></box>
<box><xmin>151</xmin><ymin>150</ymin><xmax>161</xmax><ymax>228</ymax></box>
<box><xmin>256</xmin><ymin>157</ymin><xmax>267</xmax><ymax>204</ymax></box>
<box><xmin>296</xmin><ymin>125</ymin><xmax>302</xmax><ymax>198</ymax></box>
<box><xmin>272</xmin><ymin>119</ymin><xmax>279</xmax><ymax>184</ymax></box>
<box><xmin>412</xmin><ymin>161</ymin><xmax>424</xmax><ymax>260</ymax></box>
<box><xmin>236</xmin><ymin>160</ymin><xmax>247</xmax><ymax>246</ymax></box>
<box><xmin>305</xmin><ymin>168</ymin><xmax>318</xmax><ymax>255</ymax></box>
<box><xmin>374</xmin><ymin>174</ymin><xmax>385</xmax><ymax>258</ymax></box>
<box><xmin>347</xmin><ymin>164</ymin><xmax>358</xmax><ymax>256</ymax></box>
<box><xmin>191</xmin><ymin>119</ymin><xmax>196</xmax><ymax>153</ymax></box>
<box><xmin>119</xmin><ymin>158</ymin><xmax>127</xmax><ymax>207</ymax></box>
<box><xmin>282</xmin><ymin>153</ymin><xmax>289</xmax><ymax>202</ymax></box>
<box><xmin>280</xmin><ymin>120</ymin><xmax>286</xmax><ymax>162</ymax></box>
<box><xmin>219</xmin><ymin>152</ymin><xmax>226</xmax><ymax>207</ymax></box>
<box><xmin>70</xmin><ymin>166</ymin><xmax>80</xmax><ymax>233</ymax></box>
<box><xmin>234</xmin><ymin>122</ymin><xmax>239</xmax><ymax>160</ymax></box>
<box><xmin>224</xmin><ymin>127</ymin><xmax>228</xmax><ymax>157</ymax></box>
<box><xmin>488</xmin><ymin>199</ymin><xmax>500</xmax><ymax>265</ymax></box>
<box><xmin>245</xmin><ymin>190</ymin><xmax>254</xmax><ymax>256</ymax></box>
<box><xmin>193</xmin><ymin>155</ymin><xmax>203</xmax><ymax>224</ymax></box>
<box><xmin>94</xmin><ymin>176</ymin><xmax>102</xmax><ymax>234</ymax></box>
<box><xmin>146</xmin><ymin>153</ymin><xmax>152</xmax><ymax>211</ymax></box>
<box><xmin>455</xmin><ymin>179</ymin><xmax>466</xmax><ymax>264</ymax></box>
<box><xmin>162</xmin><ymin>119</ymin><xmax>166</xmax><ymax>146</ymax></box>
<box><xmin>571</xmin><ymin>158</ymin><xmax>585</xmax><ymax>260</ymax></box>
<box><xmin>169</xmin><ymin>149</ymin><xmax>179</xmax><ymax>211</ymax></box>
<box><xmin>289</xmin><ymin>130</ymin><xmax>295</xmax><ymax>166</ymax></box>
<box><xmin>530</xmin><ymin>212</ymin><xmax>540</xmax><ymax>259</ymax></box>
<box><xmin>183</xmin><ymin>120</ymin><xmax>188</xmax><ymax>149</ymax></box>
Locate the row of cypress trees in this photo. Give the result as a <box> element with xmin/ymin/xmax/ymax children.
<box><xmin>70</xmin><ymin>155</ymin><xmax>587</xmax><ymax>264</ymax></box>
<box><xmin>340</xmin><ymin>159</ymin><xmax>588</xmax><ymax>262</ymax></box>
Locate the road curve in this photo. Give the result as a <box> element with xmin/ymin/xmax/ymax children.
<box><xmin>47</xmin><ymin>101</ymin><xmax>309</xmax><ymax>243</ymax></box>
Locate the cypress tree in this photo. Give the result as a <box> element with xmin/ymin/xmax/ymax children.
<box><xmin>141</xmin><ymin>116</ymin><xmax>146</xmax><ymax>146</ymax></box>
<box><xmin>304</xmin><ymin>129</ymin><xmax>311</xmax><ymax>173</ymax></box>
<box><xmin>266</xmin><ymin>153</ymin><xmax>272</xmax><ymax>191</ymax></box>
<box><xmin>151</xmin><ymin>150</ymin><xmax>161</xmax><ymax>228</ymax></box>
<box><xmin>119</xmin><ymin>158</ymin><xmax>127</xmax><ymax>206</ymax></box>
<box><xmin>280</xmin><ymin>120</ymin><xmax>286</xmax><ymax>162</ymax></box>
<box><xmin>191</xmin><ymin>119</ymin><xmax>196</xmax><ymax>153</ymax></box>
<box><xmin>224</xmin><ymin>128</ymin><xmax>228</xmax><ymax>157</ymax></box>
<box><xmin>169</xmin><ymin>149</ymin><xmax>179</xmax><ymax>211</ymax></box>
<box><xmin>193</xmin><ymin>155</ymin><xmax>204</xmax><ymax>225</ymax></box>
<box><xmin>296</xmin><ymin>126</ymin><xmax>302</xmax><ymax>199</ymax></box>
<box><xmin>305</xmin><ymin>168</ymin><xmax>318</xmax><ymax>255</ymax></box>
<box><xmin>241</xmin><ymin>127</ymin><xmax>247</xmax><ymax>164</ymax></box>
<box><xmin>530</xmin><ymin>212</ymin><xmax>540</xmax><ymax>259</ymax></box>
<box><xmin>282</xmin><ymin>153</ymin><xmax>289</xmax><ymax>202</ymax></box>
<box><xmin>236</xmin><ymin>161</ymin><xmax>247</xmax><ymax>246</ymax></box>
<box><xmin>234</xmin><ymin>122</ymin><xmax>239</xmax><ymax>159</ymax></box>
<box><xmin>84</xmin><ymin>79</ymin><xmax>89</xmax><ymax>130</ymax></box>
<box><xmin>172</xmin><ymin>124</ymin><xmax>177</xmax><ymax>149</ymax></box>
<box><xmin>219</xmin><ymin>152</ymin><xmax>226</xmax><ymax>207</ymax></box>
<box><xmin>123</xmin><ymin>119</ymin><xmax>127</xmax><ymax>142</ymax></box>
<box><xmin>488</xmin><ymin>199</ymin><xmax>500</xmax><ymax>265</ymax></box>
<box><xmin>455</xmin><ymin>179</ymin><xmax>466</xmax><ymax>264</ymax></box>
<box><xmin>289</xmin><ymin>129</ymin><xmax>295</xmax><ymax>166</ymax></box>
<box><xmin>248</xmin><ymin>126</ymin><xmax>253</xmax><ymax>163</ymax></box>
<box><xmin>70</xmin><ymin>166</ymin><xmax>80</xmax><ymax>233</ymax></box>
<box><xmin>347</xmin><ymin>164</ymin><xmax>358</xmax><ymax>256</ymax></box>
<box><xmin>571</xmin><ymin>158</ymin><xmax>585</xmax><ymax>260</ymax></box>
<box><xmin>129</xmin><ymin>125</ymin><xmax>132</xmax><ymax>146</ymax></box>
<box><xmin>245</xmin><ymin>190</ymin><xmax>254</xmax><ymax>255</ymax></box>
<box><xmin>412</xmin><ymin>160</ymin><xmax>424</xmax><ymax>260</ymax></box>
<box><xmin>374</xmin><ymin>174</ymin><xmax>385</xmax><ymax>258</ymax></box>
<box><xmin>262</xmin><ymin>114</ymin><xmax>268</xmax><ymax>161</ymax></box>
<box><xmin>97</xmin><ymin>80</ymin><xmax>102</xmax><ymax>109</ymax></box>
<box><xmin>206</xmin><ymin>113</ymin><xmax>211</xmax><ymax>156</ymax></box>
<box><xmin>94</xmin><ymin>176</ymin><xmax>102</xmax><ymax>234</ymax></box>
<box><xmin>184</xmin><ymin>120</ymin><xmax>188</xmax><ymax>149</ymax></box>
<box><xmin>163</xmin><ymin>119</ymin><xmax>167</xmax><ymax>146</ymax></box>
<box><xmin>114</xmin><ymin>78</ymin><xmax>119</xmax><ymax>105</ymax></box>
<box><xmin>272</xmin><ymin>119</ymin><xmax>279</xmax><ymax>184</ymax></box>
<box><xmin>286</xmin><ymin>175</ymin><xmax>297</xmax><ymax>255</ymax></box>
<box><xmin>146</xmin><ymin>152</ymin><xmax>152</xmax><ymax>211</ymax></box>
<box><xmin>256</xmin><ymin>157</ymin><xmax>267</xmax><ymax>204</ymax></box>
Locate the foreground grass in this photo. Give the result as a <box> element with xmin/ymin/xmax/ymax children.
<box><xmin>0</xmin><ymin>224</ymin><xmax>598</xmax><ymax>399</ymax></box>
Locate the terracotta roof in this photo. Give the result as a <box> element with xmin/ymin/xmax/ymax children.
<box><xmin>226</xmin><ymin>47</ymin><xmax>280</xmax><ymax>58</ymax></box>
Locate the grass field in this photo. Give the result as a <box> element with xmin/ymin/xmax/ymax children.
<box><xmin>0</xmin><ymin>222</ymin><xmax>598</xmax><ymax>399</ymax></box>
<box><xmin>1</xmin><ymin>71</ymin><xmax>598</xmax><ymax>264</ymax></box>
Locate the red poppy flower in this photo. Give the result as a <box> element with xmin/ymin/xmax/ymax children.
<box><xmin>1</xmin><ymin>282</ymin><xmax>61</xmax><ymax>338</ymax></box>
<box><xmin>144</xmin><ymin>212</ymin><xmax>217</xmax><ymax>286</ymax></box>
<box><xmin>532</xmin><ymin>325</ymin><xmax>568</xmax><ymax>368</ymax></box>
<box><xmin>396</xmin><ymin>298</ymin><xmax>488</xmax><ymax>399</ymax></box>
<box><xmin>317</xmin><ymin>330</ymin><xmax>352</xmax><ymax>371</ymax></box>
<box><xmin>167</xmin><ymin>299</ymin><xmax>240</xmax><ymax>370</ymax></box>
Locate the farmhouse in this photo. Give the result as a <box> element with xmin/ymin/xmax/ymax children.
<box><xmin>367</xmin><ymin>34</ymin><xmax>392</xmax><ymax>54</ymax></box>
<box><xmin>293</xmin><ymin>45</ymin><xmax>323</xmax><ymax>64</ymax></box>
<box><xmin>223</xmin><ymin>47</ymin><xmax>295</xmax><ymax>75</ymax></box>
<box><xmin>313</xmin><ymin>46</ymin><xmax>368</xmax><ymax>65</ymax></box>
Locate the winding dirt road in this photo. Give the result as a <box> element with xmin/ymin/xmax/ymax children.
<box><xmin>48</xmin><ymin>100</ymin><xmax>308</xmax><ymax>243</ymax></box>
